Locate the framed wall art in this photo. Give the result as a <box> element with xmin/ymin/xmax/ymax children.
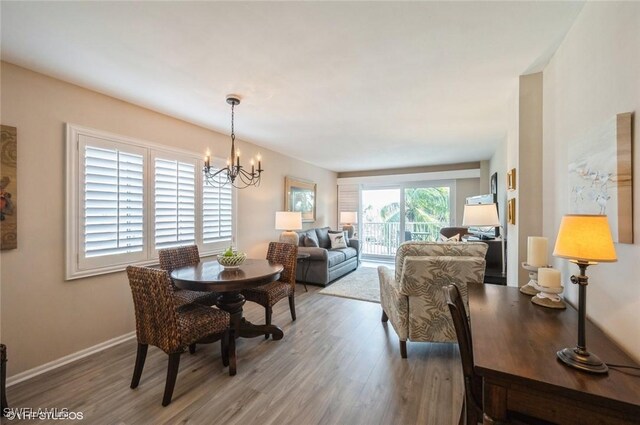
<box><xmin>284</xmin><ymin>176</ymin><xmax>316</xmax><ymax>222</ymax></box>
<box><xmin>1</xmin><ymin>125</ymin><xmax>17</xmax><ymax>250</ymax></box>
<box><xmin>507</xmin><ymin>198</ymin><xmax>516</xmax><ymax>225</ymax></box>
<box><xmin>568</xmin><ymin>112</ymin><xmax>634</xmax><ymax>243</ymax></box>
<box><xmin>507</xmin><ymin>168</ymin><xmax>516</xmax><ymax>191</ymax></box>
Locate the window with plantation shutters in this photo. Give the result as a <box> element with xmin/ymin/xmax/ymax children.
<box><xmin>153</xmin><ymin>157</ymin><xmax>196</xmax><ymax>250</ymax></box>
<box><xmin>203</xmin><ymin>171</ymin><xmax>233</xmax><ymax>247</ymax></box>
<box><xmin>84</xmin><ymin>146</ymin><xmax>145</xmax><ymax>258</ymax></box>
<box><xmin>67</xmin><ymin>124</ymin><xmax>236</xmax><ymax>280</ymax></box>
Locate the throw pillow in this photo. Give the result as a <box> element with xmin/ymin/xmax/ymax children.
<box><xmin>329</xmin><ymin>230</ymin><xmax>350</xmax><ymax>247</ymax></box>
<box><xmin>329</xmin><ymin>232</ymin><xmax>348</xmax><ymax>249</ymax></box>
<box><xmin>438</xmin><ymin>233</ymin><xmax>460</xmax><ymax>242</ymax></box>
<box><xmin>304</xmin><ymin>235</ymin><xmax>319</xmax><ymax>247</ymax></box>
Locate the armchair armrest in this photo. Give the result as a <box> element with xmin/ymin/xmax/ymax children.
<box><xmin>348</xmin><ymin>238</ymin><xmax>360</xmax><ymax>256</ymax></box>
<box><xmin>297</xmin><ymin>246</ymin><xmax>328</xmax><ymax>261</ymax></box>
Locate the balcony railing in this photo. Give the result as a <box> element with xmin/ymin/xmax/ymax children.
<box><xmin>360</xmin><ymin>221</ymin><xmax>448</xmax><ymax>257</ymax></box>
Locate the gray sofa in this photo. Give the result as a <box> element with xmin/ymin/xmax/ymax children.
<box><xmin>295</xmin><ymin>226</ymin><xmax>360</xmax><ymax>286</ymax></box>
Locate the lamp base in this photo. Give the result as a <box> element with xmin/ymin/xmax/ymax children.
<box><xmin>342</xmin><ymin>224</ymin><xmax>355</xmax><ymax>239</ymax></box>
<box><xmin>279</xmin><ymin>230</ymin><xmax>299</xmax><ymax>245</ymax></box>
<box><xmin>557</xmin><ymin>347</ymin><xmax>608</xmax><ymax>374</ymax></box>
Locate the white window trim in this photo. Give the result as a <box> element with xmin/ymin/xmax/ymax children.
<box><xmin>66</xmin><ymin>123</ymin><xmax>237</xmax><ymax>280</ymax></box>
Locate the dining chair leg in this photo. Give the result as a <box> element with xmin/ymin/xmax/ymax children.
<box><xmin>288</xmin><ymin>295</ymin><xmax>296</xmax><ymax>321</ymax></box>
<box><xmin>400</xmin><ymin>340</ymin><xmax>407</xmax><ymax>359</ymax></box>
<box><xmin>381</xmin><ymin>310</ymin><xmax>389</xmax><ymax>322</ymax></box>
<box><xmin>130</xmin><ymin>343</ymin><xmax>148</xmax><ymax>389</ymax></box>
<box><xmin>228</xmin><ymin>330</ymin><xmax>237</xmax><ymax>376</ymax></box>
<box><xmin>221</xmin><ymin>329</ymin><xmax>229</xmax><ymax>367</ymax></box>
<box><xmin>264</xmin><ymin>306</ymin><xmax>272</xmax><ymax>339</ymax></box>
<box><xmin>458</xmin><ymin>397</ymin><xmax>465</xmax><ymax>425</ymax></box>
<box><xmin>189</xmin><ymin>343</ymin><xmax>196</xmax><ymax>355</ymax></box>
<box><xmin>162</xmin><ymin>353</ymin><xmax>181</xmax><ymax>407</ymax></box>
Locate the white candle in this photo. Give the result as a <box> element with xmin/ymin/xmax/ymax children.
<box><xmin>538</xmin><ymin>268</ymin><xmax>561</xmax><ymax>288</ymax></box>
<box><xmin>527</xmin><ymin>237</ymin><xmax>548</xmax><ymax>267</ymax></box>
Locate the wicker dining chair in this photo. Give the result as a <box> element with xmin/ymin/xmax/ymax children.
<box><xmin>242</xmin><ymin>242</ymin><xmax>298</xmax><ymax>339</ymax></box>
<box><xmin>159</xmin><ymin>245</ymin><xmax>219</xmax><ymax>308</ymax></box>
<box><xmin>126</xmin><ymin>266</ymin><xmax>235</xmax><ymax>406</ymax></box>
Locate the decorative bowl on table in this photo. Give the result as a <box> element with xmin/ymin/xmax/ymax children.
<box><xmin>217</xmin><ymin>252</ymin><xmax>246</xmax><ymax>270</ymax></box>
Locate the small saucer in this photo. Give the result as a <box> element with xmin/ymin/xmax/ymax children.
<box><xmin>519</xmin><ymin>283</ymin><xmax>539</xmax><ymax>296</ymax></box>
<box><xmin>531</xmin><ymin>282</ymin><xmax>563</xmax><ymax>294</ymax></box>
<box><xmin>532</xmin><ymin>293</ymin><xmax>567</xmax><ymax>309</ymax></box>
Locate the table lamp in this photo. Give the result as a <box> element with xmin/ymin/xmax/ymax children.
<box><xmin>462</xmin><ymin>203</ymin><xmax>505</xmax><ymax>275</ymax></box>
<box><xmin>553</xmin><ymin>214</ymin><xmax>617</xmax><ymax>374</ymax></box>
<box><xmin>340</xmin><ymin>211</ymin><xmax>358</xmax><ymax>238</ymax></box>
<box><xmin>275</xmin><ymin>211</ymin><xmax>302</xmax><ymax>245</ymax></box>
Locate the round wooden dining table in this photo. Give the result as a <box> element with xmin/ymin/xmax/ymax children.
<box><xmin>171</xmin><ymin>258</ymin><xmax>285</xmax><ymax>340</ymax></box>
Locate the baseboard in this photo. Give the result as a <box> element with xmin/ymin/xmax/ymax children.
<box><xmin>6</xmin><ymin>331</ymin><xmax>136</xmax><ymax>387</ymax></box>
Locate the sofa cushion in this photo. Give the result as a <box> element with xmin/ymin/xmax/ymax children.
<box><xmin>333</xmin><ymin>247</ymin><xmax>357</xmax><ymax>260</ymax></box>
<box><xmin>304</xmin><ymin>235</ymin><xmax>319</xmax><ymax>247</ymax></box>
<box><xmin>302</xmin><ymin>229</ymin><xmax>319</xmax><ymax>247</ymax></box>
<box><xmin>329</xmin><ymin>230</ymin><xmax>350</xmax><ymax>247</ymax></box>
<box><xmin>329</xmin><ymin>232</ymin><xmax>348</xmax><ymax>249</ymax></box>
<box><xmin>315</xmin><ymin>227</ymin><xmax>331</xmax><ymax>249</ymax></box>
<box><xmin>326</xmin><ymin>250</ymin><xmax>346</xmax><ymax>268</ymax></box>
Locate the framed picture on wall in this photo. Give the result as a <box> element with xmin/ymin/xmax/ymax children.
<box><xmin>507</xmin><ymin>198</ymin><xmax>516</xmax><ymax>225</ymax></box>
<box><xmin>490</xmin><ymin>172</ymin><xmax>498</xmax><ymax>195</ymax></box>
<box><xmin>284</xmin><ymin>176</ymin><xmax>316</xmax><ymax>222</ymax></box>
<box><xmin>507</xmin><ymin>168</ymin><xmax>516</xmax><ymax>191</ymax></box>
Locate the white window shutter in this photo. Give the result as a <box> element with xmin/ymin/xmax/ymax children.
<box><xmin>203</xmin><ymin>172</ymin><xmax>233</xmax><ymax>245</ymax></box>
<box><xmin>84</xmin><ymin>145</ymin><xmax>145</xmax><ymax>258</ymax></box>
<box><xmin>338</xmin><ymin>184</ymin><xmax>360</xmax><ymax>227</ymax></box>
<box><xmin>154</xmin><ymin>158</ymin><xmax>196</xmax><ymax>250</ymax></box>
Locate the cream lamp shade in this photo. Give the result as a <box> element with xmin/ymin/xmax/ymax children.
<box><xmin>275</xmin><ymin>211</ymin><xmax>302</xmax><ymax>230</ymax></box>
<box><xmin>339</xmin><ymin>212</ymin><xmax>358</xmax><ymax>224</ymax></box>
<box><xmin>275</xmin><ymin>211</ymin><xmax>302</xmax><ymax>245</ymax></box>
<box><xmin>553</xmin><ymin>214</ymin><xmax>617</xmax><ymax>263</ymax></box>
<box><xmin>462</xmin><ymin>203</ymin><xmax>500</xmax><ymax>227</ymax></box>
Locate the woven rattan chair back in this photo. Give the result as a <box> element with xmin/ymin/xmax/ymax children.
<box><xmin>266</xmin><ymin>242</ymin><xmax>298</xmax><ymax>290</ymax></box>
<box><xmin>126</xmin><ymin>266</ymin><xmax>181</xmax><ymax>354</ymax></box>
<box><xmin>159</xmin><ymin>245</ymin><xmax>200</xmax><ymax>287</ymax></box>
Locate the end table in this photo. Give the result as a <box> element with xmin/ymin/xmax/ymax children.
<box><xmin>296</xmin><ymin>253</ymin><xmax>311</xmax><ymax>292</ymax></box>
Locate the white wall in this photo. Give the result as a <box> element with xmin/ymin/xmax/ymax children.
<box><xmin>543</xmin><ymin>2</ymin><xmax>640</xmax><ymax>361</ymax></box>
<box><xmin>0</xmin><ymin>62</ymin><xmax>337</xmax><ymax>375</ymax></box>
<box><xmin>455</xmin><ymin>178</ymin><xmax>481</xmax><ymax>226</ymax></box>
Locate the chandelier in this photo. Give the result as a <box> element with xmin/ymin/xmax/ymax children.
<box><xmin>204</xmin><ymin>95</ymin><xmax>263</xmax><ymax>188</ymax></box>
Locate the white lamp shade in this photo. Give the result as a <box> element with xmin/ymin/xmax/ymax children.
<box><xmin>462</xmin><ymin>203</ymin><xmax>500</xmax><ymax>227</ymax></box>
<box><xmin>553</xmin><ymin>214</ymin><xmax>617</xmax><ymax>263</ymax></box>
<box><xmin>275</xmin><ymin>211</ymin><xmax>302</xmax><ymax>230</ymax></box>
<box><xmin>340</xmin><ymin>211</ymin><xmax>358</xmax><ymax>224</ymax></box>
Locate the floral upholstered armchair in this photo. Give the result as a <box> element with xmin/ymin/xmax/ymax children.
<box><xmin>378</xmin><ymin>242</ymin><xmax>488</xmax><ymax>358</ymax></box>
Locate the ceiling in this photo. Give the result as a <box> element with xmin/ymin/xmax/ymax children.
<box><xmin>1</xmin><ymin>1</ymin><xmax>583</xmax><ymax>172</ymax></box>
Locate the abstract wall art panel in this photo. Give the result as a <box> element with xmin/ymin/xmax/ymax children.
<box><xmin>568</xmin><ymin>112</ymin><xmax>633</xmax><ymax>243</ymax></box>
<box><xmin>1</xmin><ymin>125</ymin><xmax>17</xmax><ymax>250</ymax></box>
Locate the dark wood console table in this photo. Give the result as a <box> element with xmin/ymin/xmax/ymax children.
<box><xmin>468</xmin><ymin>284</ymin><xmax>640</xmax><ymax>424</ymax></box>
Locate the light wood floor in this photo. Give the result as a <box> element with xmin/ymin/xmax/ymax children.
<box><xmin>4</xmin><ymin>282</ymin><xmax>463</xmax><ymax>425</ymax></box>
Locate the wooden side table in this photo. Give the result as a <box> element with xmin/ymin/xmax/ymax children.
<box><xmin>296</xmin><ymin>253</ymin><xmax>311</xmax><ymax>292</ymax></box>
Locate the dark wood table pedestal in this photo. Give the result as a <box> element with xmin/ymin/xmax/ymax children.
<box><xmin>217</xmin><ymin>291</ymin><xmax>284</xmax><ymax>341</ymax></box>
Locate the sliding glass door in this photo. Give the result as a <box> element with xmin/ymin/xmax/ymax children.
<box><xmin>361</xmin><ymin>187</ymin><xmax>401</xmax><ymax>258</ymax></box>
<box><xmin>360</xmin><ymin>182</ymin><xmax>453</xmax><ymax>260</ymax></box>
<box><xmin>403</xmin><ymin>185</ymin><xmax>451</xmax><ymax>242</ymax></box>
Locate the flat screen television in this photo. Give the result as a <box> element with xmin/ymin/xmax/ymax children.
<box><xmin>465</xmin><ymin>193</ymin><xmax>500</xmax><ymax>239</ymax></box>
